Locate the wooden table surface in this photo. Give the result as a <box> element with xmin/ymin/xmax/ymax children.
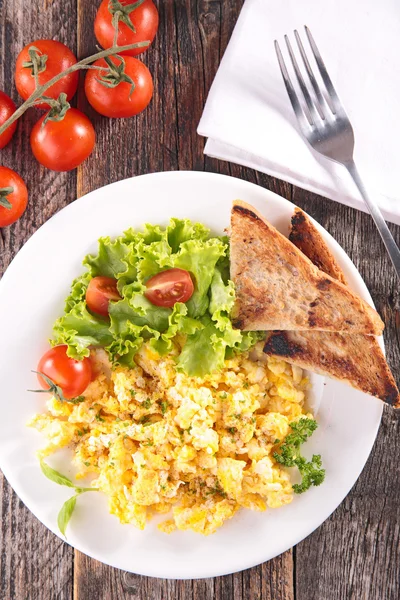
<box><xmin>1</xmin><ymin>1</ymin><xmax>399</xmax><ymax>599</ymax></box>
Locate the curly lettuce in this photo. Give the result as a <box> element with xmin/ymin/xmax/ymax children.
<box><xmin>52</xmin><ymin>218</ymin><xmax>262</xmax><ymax>377</ymax></box>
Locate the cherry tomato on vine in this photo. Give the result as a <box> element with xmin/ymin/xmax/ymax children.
<box><xmin>94</xmin><ymin>0</ymin><xmax>159</xmax><ymax>57</ymax></box>
<box><xmin>15</xmin><ymin>40</ymin><xmax>79</xmax><ymax>108</ymax></box>
<box><xmin>0</xmin><ymin>91</ymin><xmax>17</xmax><ymax>149</ymax></box>
<box><xmin>37</xmin><ymin>345</ymin><xmax>92</xmax><ymax>400</ymax></box>
<box><xmin>30</xmin><ymin>108</ymin><xmax>95</xmax><ymax>171</ymax></box>
<box><xmin>84</xmin><ymin>56</ymin><xmax>153</xmax><ymax>117</ymax></box>
<box><xmin>0</xmin><ymin>167</ymin><xmax>28</xmax><ymax>227</ymax></box>
<box><xmin>145</xmin><ymin>268</ymin><xmax>194</xmax><ymax>308</ymax></box>
<box><xmin>86</xmin><ymin>276</ymin><xmax>121</xmax><ymax>317</ymax></box>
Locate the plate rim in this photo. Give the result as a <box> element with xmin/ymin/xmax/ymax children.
<box><xmin>0</xmin><ymin>170</ymin><xmax>383</xmax><ymax>579</ymax></box>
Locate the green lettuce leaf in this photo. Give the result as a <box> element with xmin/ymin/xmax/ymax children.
<box><xmin>150</xmin><ymin>302</ymin><xmax>203</xmax><ymax>355</ymax></box>
<box><xmin>209</xmin><ymin>268</ymin><xmax>235</xmax><ymax>319</ymax></box>
<box><xmin>63</xmin><ymin>273</ymin><xmax>91</xmax><ymax>313</ymax></box>
<box><xmin>109</xmin><ymin>297</ymin><xmax>170</xmax><ymax>335</ymax></box>
<box><xmin>167</xmin><ymin>218</ymin><xmax>210</xmax><ymax>253</ymax></box>
<box><xmin>177</xmin><ymin>316</ymin><xmax>227</xmax><ymax>377</ymax></box>
<box><xmin>52</xmin><ymin>218</ymin><xmax>260</xmax><ymax>376</ymax></box>
<box><xmin>53</xmin><ymin>305</ymin><xmax>114</xmax><ymax>359</ymax></box>
<box><xmin>83</xmin><ymin>237</ymin><xmax>136</xmax><ymax>280</ymax></box>
<box><xmin>136</xmin><ymin>238</ymin><xmax>173</xmax><ymax>282</ymax></box>
<box><xmin>173</xmin><ymin>238</ymin><xmax>227</xmax><ymax>317</ymax></box>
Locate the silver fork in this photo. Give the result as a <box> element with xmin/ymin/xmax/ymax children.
<box><xmin>275</xmin><ymin>26</ymin><xmax>400</xmax><ymax>280</ymax></box>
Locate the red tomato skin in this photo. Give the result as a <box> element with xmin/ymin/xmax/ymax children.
<box><xmin>37</xmin><ymin>345</ymin><xmax>92</xmax><ymax>399</ymax></box>
<box><xmin>86</xmin><ymin>276</ymin><xmax>121</xmax><ymax>317</ymax></box>
<box><xmin>145</xmin><ymin>268</ymin><xmax>194</xmax><ymax>308</ymax></box>
<box><xmin>0</xmin><ymin>167</ymin><xmax>28</xmax><ymax>227</ymax></box>
<box><xmin>94</xmin><ymin>0</ymin><xmax>159</xmax><ymax>57</ymax></box>
<box><xmin>0</xmin><ymin>91</ymin><xmax>17</xmax><ymax>149</ymax></box>
<box><xmin>84</xmin><ymin>56</ymin><xmax>153</xmax><ymax>118</ymax></box>
<box><xmin>30</xmin><ymin>108</ymin><xmax>96</xmax><ymax>172</ymax></box>
<box><xmin>15</xmin><ymin>40</ymin><xmax>79</xmax><ymax>108</ymax></box>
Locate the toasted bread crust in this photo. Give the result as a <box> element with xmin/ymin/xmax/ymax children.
<box><xmin>289</xmin><ymin>208</ymin><xmax>347</xmax><ymax>285</ymax></box>
<box><xmin>264</xmin><ymin>330</ymin><xmax>400</xmax><ymax>407</ymax></box>
<box><xmin>230</xmin><ymin>201</ymin><xmax>384</xmax><ymax>335</ymax></box>
<box><xmin>264</xmin><ymin>207</ymin><xmax>400</xmax><ymax>407</ymax></box>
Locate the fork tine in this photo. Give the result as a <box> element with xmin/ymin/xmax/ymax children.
<box><xmin>294</xmin><ymin>30</ymin><xmax>327</xmax><ymax>118</ymax></box>
<box><xmin>305</xmin><ymin>26</ymin><xmax>341</xmax><ymax>113</ymax></box>
<box><xmin>284</xmin><ymin>34</ymin><xmax>321</xmax><ymax>126</ymax></box>
<box><xmin>274</xmin><ymin>40</ymin><xmax>312</xmax><ymax>131</ymax></box>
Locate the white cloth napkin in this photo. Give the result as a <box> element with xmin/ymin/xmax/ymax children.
<box><xmin>198</xmin><ymin>0</ymin><xmax>400</xmax><ymax>225</ymax></box>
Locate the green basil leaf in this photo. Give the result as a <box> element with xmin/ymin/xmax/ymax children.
<box><xmin>40</xmin><ymin>460</ymin><xmax>75</xmax><ymax>488</ymax></box>
<box><xmin>57</xmin><ymin>494</ymin><xmax>78</xmax><ymax>537</ymax></box>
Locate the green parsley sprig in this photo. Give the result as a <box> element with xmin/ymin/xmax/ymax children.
<box><xmin>273</xmin><ymin>418</ymin><xmax>325</xmax><ymax>494</ymax></box>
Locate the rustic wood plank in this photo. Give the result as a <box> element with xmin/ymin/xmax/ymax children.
<box><xmin>293</xmin><ymin>189</ymin><xmax>400</xmax><ymax>600</ymax></box>
<box><xmin>0</xmin><ymin>0</ymin><xmax>77</xmax><ymax>598</ymax></box>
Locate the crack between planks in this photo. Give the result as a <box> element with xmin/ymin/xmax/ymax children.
<box><xmin>195</xmin><ymin>0</ymin><xmax>208</xmax><ymax>173</ymax></box>
<box><xmin>293</xmin><ymin>547</ymin><xmax>297</xmax><ymax>600</ymax></box>
<box><xmin>172</xmin><ymin>0</ymin><xmax>181</xmax><ymax>170</ymax></box>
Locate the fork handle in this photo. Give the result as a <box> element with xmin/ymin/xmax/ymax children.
<box><xmin>345</xmin><ymin>160</ymin><xmax>400</xmax><ymax>280</ymax></box>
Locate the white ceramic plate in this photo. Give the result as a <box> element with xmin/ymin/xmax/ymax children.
<box><xmin>0</xmin><ymin>171</ymin><xmax>382</xmax><ymax>579</ymax></box>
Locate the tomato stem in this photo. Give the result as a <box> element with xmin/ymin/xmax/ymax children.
<box><xmin>0</xmin><ymin>40</ymin><xmax>150</xmax><ymax>136</ymax></box>
<box><xmin>40</xmin><ymin>93</ymin><xmax>71</xmax><ymax>125</ymax></box>
<box><xmin>29</xmin><ymin>370</ymin><xmax>69</xmax><ymax>402</ymax></box>
<box><xmin>22</xmin><ymin>46</ymin><xmax>48</xmax><ymax>89</ymax></box>
<box><xmin>108</xmin><ymin>0</ymin><xmax>148</xmax><ymax>35</ymax></box>
<box><xmin>0</xmin><ymin>186</ymin><xmax>14</xmax><ymax>210</ymax></box>
<box><xmin>112</xmin><ymin>10</ymin><xmax>122</xmax><ymax>47</ymax></box>
<box><xmin>97</xmin><ymin>55</ymin><xmax>136</xmax><ymax>94</ymax></box>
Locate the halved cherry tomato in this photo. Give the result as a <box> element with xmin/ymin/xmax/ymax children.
<box><xmin>0</xmin><ymin>91</ymin><xmax>17</xmax><ymax>149</ymax></box>
<box><xmin>94</xmin><ymin>0</ymin><xmax>159</xmax><ymax>57</ymax></box>
<box><xmin>86</xmin><ymin>276</ymin><xmax>121</xmax><ymax>317</ymax></box>
<box><xmin>15</xmin><ymin>40</ymin><xmax>79</xmax><ymax>108</ymax></box>
<box><xmin>145</xmin><ymin>268</ymin><xmax>194</xmax><ymax>307</ymax></box>
<box><xmin>84</xmin><ymin>56</ymin><xmax>153</xmax><ymax>118</ymax></box>
<box><xmin>37</xmin><ymin>345</ymin><xmax>92</xmax><ymax>399</ymax></box>
<box><xmin>30</xmin><ymin>108</ymin><xmax>95</xmax><ymax>171</ymax></box>
<box><xmin>0</xmin><ymin>167</ymin><xmax>28</xmax><ymax>227</ymax></box>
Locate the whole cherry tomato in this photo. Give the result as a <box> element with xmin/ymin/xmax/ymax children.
<box><xmin>94</xmin><ymin>0</ymin><xmax>159</xmax><ymax>57</ymax></box>
<box><xmin>30</xmin><ymin>108</ymin><xmax>95</xmax><ymax>171</ymax></box>
<box><xmin>84</xmin><ymin>56</ymin><xmax>153</xmax><ymax>117</ymax></box>
<box><xmin>37</xmin><ymin>345</ymin><xmax>92</xmax><ymax>400</ymax></box>
<box><xmin>15</xmin><ymin>40</ymin><xmax>79</xmax><ymax>108</ymax></box>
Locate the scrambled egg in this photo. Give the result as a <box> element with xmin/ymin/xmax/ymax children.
<box><xmin>30</xmin><ymin>343</ymin><xmax>311</xmax><ymax>535</ymax></box>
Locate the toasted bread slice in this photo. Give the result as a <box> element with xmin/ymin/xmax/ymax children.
<box><xmin>230</xmin><ymin>200</ymin><xmax>383</xmax><ymax>335</ymax></box>
<box><xmin>264</xmin><ymin>330</ymin><xmax>399</xmax><ymax>407</ymax></box>
<box><xmin>289</xmin><ymin>208</ymin><xmax>347</xmax><ymax>285</ymax></box>
<box><xmin>264</xmin><ymin>208</ymin><xmax>399</xmax><ymax>407</ymax></box>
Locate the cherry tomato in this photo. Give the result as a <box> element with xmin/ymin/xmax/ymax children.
<box><xmin>0</xmin><ymin>91</ymin><xmax>17</xmax><ymax>149</ymax></box>
<box><xmin>30</xmin><ymin>108</ymin><xmax>95</xmax><ymax>171</ymax></box>
<box><xmin>0</xmin><ymin>167</ymin><xmax>28</xmax><ymax>227</ymax></box>
<box><xmin>15</xmin><ymin>40</ymin><xmax>79</xmax><ymax>108</ymax></box>
<box><xmin>84</xmin><ymin>56</ymin><xmax>153</xmax><ymax>118</ymax></box>
<box><xmin>37</xmin><ymin>345</ymin><xmax>92</xmax><ymax>399</ymax></box>
<box><xmin>94</xmin><ymin>0</ymin><xmax>159</xmax><ymax>57</ymax></box>
<box><xmin>145</xmin><ymin>268</ymin><xmax>194</xmax><ymax>308</ymax></box>
<box><xmin>86</xmin><ymin>276</ymin><xmax>121</xmax><ymax>317</ymax></box>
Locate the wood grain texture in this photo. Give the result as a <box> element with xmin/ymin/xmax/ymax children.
<box><xmin>1</xmin><ymin>0</ymin><xmax>400</xmax><ymax>599</ymax></box>
<box><xmin>0</xmin><ymin>0</ymin><xmax>76</xmax><ymax>598</ymax></box>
